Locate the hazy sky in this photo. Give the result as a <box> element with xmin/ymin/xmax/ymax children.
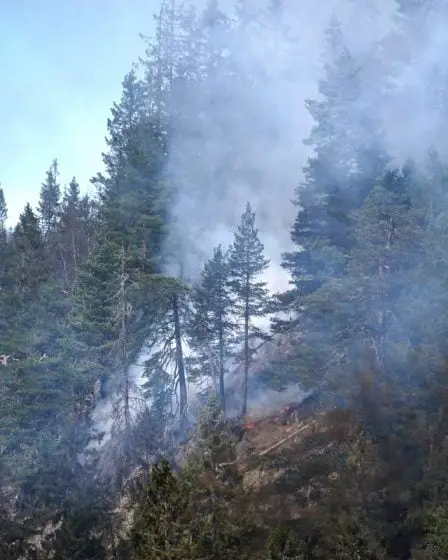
<box><xmin>1</xmin><ymin>0</ymin><xmax>159</xmax><ymax>224</ymax></box>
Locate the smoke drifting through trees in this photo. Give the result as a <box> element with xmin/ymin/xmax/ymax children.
<box><xmin>163</xmin><ymin>0</ymin><xmax>394</xmax><ymax>284</ymax></box>
<box><xmin>4</xmin><ymin>0</ymin><xmax>448</xmax><ymax>556</ymax></box>
<box><xmin>164</xmin><ymin>0</ymin><xmax>448</xmax><ymax>288</ymax></box>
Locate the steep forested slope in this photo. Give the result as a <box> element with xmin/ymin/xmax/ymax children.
<box><xmin>2</xmin><ymin>0</ymin><xmax>448</xmax><ymax>558</ymax></box>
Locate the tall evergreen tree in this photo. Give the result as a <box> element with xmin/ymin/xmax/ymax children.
<box><xmin>12</xmin><ymin>203</ymin><xmax>47</xmax><ymax>293</ymax></box>
<box><xmin>143</xmin><ymin>277</ymin><xmax>190</xmax><ymax>433</ymax></box>
<box><xmin>92</xmin><ymin>68</ymin><xmax>167</xmax><ymax>265</ymax></box>
<box><xmin>151</xmin><ymin>0</ymin><xmax>176</xmax><ymax>119</ymax></box>
<box><xmin>188</xmin><ymin>245</ymin><xmax>234</xmax><ymax>413</ymax></box>
<box><xmin>38</xmin><ymin>159</ymin><xmax>61</xmax><ymax>236</ymax></box>
<box><xmin>228</xmin><ymin>203</ymin><xmax>269</xmax><ymax>417</ymax></box>
<box><xmin>0</xmin><ymin>187</ymin><xmax>8</xmax><ymax>287</ymax></box>
<box><xmin>346</xmin><ymin>168</ymin><xmax>424</xmax><ymax>370</ymax></box>
<box><xmin>276</xmin><ymin>17</ymin><xmax>387</xmax><ymax>333</ymax></box>
<box><xmin>58</xmin><ymin>177</ymin><xmax>92</xmax><ymax>290</ymax></box>
<box><xmin>0</xmin><ymin>186</ymin><xmax>7</xmax><ymax>232</ymax></box>
<box><xmin>78</xmin><ymin>65</ymin><xmax>168</xmax><ymax>413</ymax></box>
<box><xmin>100</xmin><ymin>70</ymin><xmax>148</xmax><ymax>181</ymax></box>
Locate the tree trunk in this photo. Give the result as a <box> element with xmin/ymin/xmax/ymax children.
<box><xmin>172</xmin><ymin>293</ymin><xmax>188</xmax><ymax>431</ymax></box>
<box><xmin>218</xmin><ymin>322</ymin><xmax>226</xmax><ymax>416</ymax></box>
<box><xmin>71</xmin><ymin>228</ymin><xmax>78</xmax><ymax>284</ymax></box>
<box><xmin>242</xmin><ymin>283</ymin><xmax>249</xmax><ymax>418</ymax></box>
<box><xmin>121</xmin><ymin>253</ymin><xmax>130</xmax><ymax>432</ymax></box>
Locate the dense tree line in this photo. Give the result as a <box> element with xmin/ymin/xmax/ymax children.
<box><xmin>2</xmin><ymin>0</ymin><xmax>448</xmax><ymax>557</ymax></box>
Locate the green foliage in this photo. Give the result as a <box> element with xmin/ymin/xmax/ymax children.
<box><xmin>228</xmin><ymin>202</ymin><xmax>270</xmax><ymax>320</ymax></box>
<box><xmin>4</xmin><ymin>1</ymin><xmax>448</xmax><ymax>558</ymax></box>
<box><xmin>12</xmin><ymin>203</ymin><xmax>48</xmax><ymax>293</ymax></box>
<box><xmin>0</xmin><ymin>186</ymin><xmax>7</xmax><ymax>229</ymax></box>
<box><xmin>263</xmin><ymin>525</ymin><xmax>308</xmax><ymax>559</ymax></box>
<box><xmin>228</xmin><ymin>202</ymin><xmax>270</xmax><ymax>415</ymax></box>
<box><xmin>133</xmin><ymin>400</ymin><xmax>250</xmax><ymax>560</ymax></box>
<box><xmin>188</xmin><ymin>245</ymin><xmax>235</xmax><ymax>411</ymax></box>
<box><xmin>38</xmin><ymin>159</ymin><xmax>61</xmax><ymax>236</ymax></box>
<box><xmin>132</xmin><ymin>459</ymin><xmax>198</xmax><ymax>559</ymax></box>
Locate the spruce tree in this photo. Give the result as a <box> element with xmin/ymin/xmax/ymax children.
<box><xmin>228</xmin><ymin>202</ymin><xmax>269</xmax><ymax>417</ymax></box>
<box><xmin>278</xmin><ymin>21</ymin><xmax>358</xmax><ymax>325</ymax></box>
<box><xmin>92</xmin><ymin>67</ymin><xmax>167</xmax><ymax>271</ymax></box>
<box><xmin>0</xmin><ymin>187</ymin><xmax>8</xmax><ymax>288</ymax></box>
<box><xmin>346</xmin><ymin>170</ymin><xmax>422</xmax><ymax>369</ymax></box>
<box><xmin>99</xmin><ymin>69</ymin><xmax>148</xmax><ymax>180</ymax></box>
<box><xmin>141</xmin><ymin>0</ymin><xmax>183</xmax><ymax>123</ymax></box>
<box><xmin>77</xmin><ymin>66</ymin><xmax>168</xmax><ymax>419</ymax></box>
<box><xmin>58</xmin><ymin>177</ymin><xmax>92</xmax><ymax>290</ymax></box>
<box><xmin>38</xmin><ymin>159</ymin><xmax>61</xmax><ymax>236</ymax></box>
<box><xmin>12</xmin><ymin>203</ymin><xmax>47</xmax><ymax>293</ymax></box>
<box><xmin>0</xmin><ymin>186</ymin><xmax>7</xmax><ymax>232</ymax></box>
<box><xmin>132</xmin><ymin>459</ymin><xmax>197</xmax><ymax>559</ymax></box>
<box><xmin>275</xmin><ymin>17</ymin><xmax>387</xmax><ymax>335</ymax></box>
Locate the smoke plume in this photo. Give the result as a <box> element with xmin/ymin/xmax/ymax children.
<box><xmin>92</xmin><ymin>0</ymin><xmax>448</xmax><ymax>444</ymax></box>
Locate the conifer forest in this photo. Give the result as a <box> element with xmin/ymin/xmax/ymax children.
<box><xmin>4</xmin><ymin>0</ymin><xmax>448</xmax><ymax>558</ymax></box>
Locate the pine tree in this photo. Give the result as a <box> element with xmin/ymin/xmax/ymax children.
<box><xmin>296</xmin><ymin>164</ymin><xmax>427</xmax><ymax>393</ymax></box>
<box><xmin>141</xmin><ymin>0</ymin><xmax>189</xmax><ymax>125</ymax></box>
<box><xmin>132</xmin><ymin>403</ymin><xmax>250</xmax><ymax>559</ymax></box>
<box><xmin>228</xmin><ymin>203</ymin><xmax>269</xmax><ymax>417</ymax></box>
<box><xmin>305</xmin><ymin>18</ymin><xmax>369</xmax><ymax>180</ymax></box>
<box><xmin>346</xmin><ymin>170</ymin><xmax>422</xmax><ymax>369</ymax></box>
<box><xmin>277</xmin><ymin>22</ymin><xmax>355</xmax><ymax>326</ymax></box>
<box><xmin>188</xmin><ymin>245</ymin><xmax>234</xmax><ymax>413</ymax></box>
<box><xmin>92</xmin><ymin>68</ymin><xmax>167</xmax><ymax>269</ymax></box>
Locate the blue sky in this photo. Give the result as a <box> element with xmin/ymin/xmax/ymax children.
<box><xmin>1</xmin><ymin>0</ymin><xmax>158</xmax><ymax>224</ymax></box>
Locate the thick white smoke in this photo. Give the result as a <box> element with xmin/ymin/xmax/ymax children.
<box><xmin>164</xmin><ymin>0</ymin><xmax>400</xmax><ymax>290</ymax></box>
<box><xmin>91</xmin><ymin>0</ymin><xmax>448</xmax><ymax>446</ymax></box>
<box><xmin>166</xmin><ymin>0</ymin><xmax>448</xmax><ymax>286</ymax></box>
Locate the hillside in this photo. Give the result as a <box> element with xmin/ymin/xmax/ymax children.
<box><xmin>113</xmin><ymin>404</ymin><xmax>338</xmax><ymax>559</ymax></box>
<box><xmin>3</xmin><ymin>0</ymin><xmax>448</xmax><ymax>558</ymax></box>
<box><xmin>113</xmin><ymin>375</ymin><xmax>448</xmax><ymax>559</ymax></box>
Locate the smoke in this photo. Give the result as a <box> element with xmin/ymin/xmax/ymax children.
<box><xmin>379</xmin><ymin>4</ymin><xmax>448</xmax><ymax>164</ymax></box>
<box><xmin>82</xmin><ymin>361</ymin><xmax>146</xmax><ymax>458</ymax></box>
<box><xmin>90</xmin><ymin>0</ymin><xmax>448</xmax><ymax>449</ymax></box>
<box><xmin>164</xmin><ymin>0</ymin><xmax>400</xmax><ymax>287</ymax></box>
<box><xmin>146</xmin><ymin>0</ymin><xmax>448</xmax><ymax>419</ymax></box>
<box><xmin>165</xmin><ymin>0</ymin><xmax>448</xmax><ymax>286</ymax></box>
